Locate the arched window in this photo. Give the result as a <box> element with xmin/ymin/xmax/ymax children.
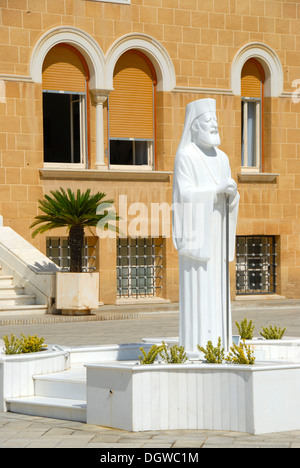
<box><xmin>241</xmin><ymin>59</ymin><xmax>265</xmax><ymax>172</ymax></box>
<box><xmin>42</xmin><ymin>44</ymin><xmax>89</xmax><ymax>166</ymax></box>
<box><xmin>108</xmin><ymin>50</ymin><xmax>156</xmax><ymax>169</ymax></box>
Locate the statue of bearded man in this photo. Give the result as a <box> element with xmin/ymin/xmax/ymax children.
<box><xmin>172</xmin><ymin>98</ymin><xmax>240</xmax><ymax>357</ymax></box>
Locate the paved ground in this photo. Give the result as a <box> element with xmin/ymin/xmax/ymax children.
<box><xmin>0</xmin><ymin>299</ymin><xmax>300</xmax><ymax>449</ymax></box>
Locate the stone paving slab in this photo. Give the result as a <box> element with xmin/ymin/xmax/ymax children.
<box><xmin>1</xmin><ymin>409</ymin><xmax>300</xmax><ymax>449</ymax></box>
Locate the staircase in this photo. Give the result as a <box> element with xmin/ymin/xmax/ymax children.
<box><xmin>0</xmin><ymin>266</ymin><xmax>47</xmax><ymax>316</ymax></box>
<box><xmin>6</xmin><ymin>364</ymin><xmax>87</xmax><ymax>423</ymax></box>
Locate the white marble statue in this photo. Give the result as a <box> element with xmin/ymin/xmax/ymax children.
<box><xmin>172</xmin><ymin>98</ymin><xmax>240</xmax><ymax>356</ymax></box>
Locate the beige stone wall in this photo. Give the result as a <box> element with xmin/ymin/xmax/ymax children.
<box><xmin>0</xmin><ymin>0</ymin><xmax>299</xmax><ymax>90</ymax></box>
<box><xmin>0</xmin><ymin>80</ymin><xmax>43</xmax><ymax>250</ymax></box>
<box><xmin>0</xmin><ymin>0</ymin><xmax>300</xmax><ymax>302</ymax></box>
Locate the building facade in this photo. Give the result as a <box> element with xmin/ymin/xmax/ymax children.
<box><xmin>0</xmin><ymin>0</ymin><xmax>300</xmax><ymax>305</ymax></box>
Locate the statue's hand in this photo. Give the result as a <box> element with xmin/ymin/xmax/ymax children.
<box><xmin>216</xmin><ymin>179</ymin><xmax>237</xmax><ymax>197</ymax></box>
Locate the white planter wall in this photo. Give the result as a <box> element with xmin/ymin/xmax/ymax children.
<box><xmin>2</xmin><ymin>342</ymin><xmax>300</xmax><ymax>435</ymax></box>
<box><xmin>67</xmin><ymin>343</ymin><xmax>153</xmax><ymax>365</ymax></box>
<box><xmin>246</xmin><ymin>339</ymin><xmax>300</xmax><ymax>361</ymax></box>
<box><xmin>0</xmin><ymin>348</ymin><xmax>70</xmax><ymax>411</ymax></box>
<box><xmin>86</xmin><ymin>361</ymin><xmax>300</xmax><ymax>434</ymax></box>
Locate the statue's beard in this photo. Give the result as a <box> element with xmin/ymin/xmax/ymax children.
<box><xmin>193</xmin><ymin>128</ymin><xmax>221</xmax><ymax>149</ymax></box>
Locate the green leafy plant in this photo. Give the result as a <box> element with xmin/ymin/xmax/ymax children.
<box><xmin>139</xmin><ymin>342</ymin><xmax>188</xmax><ymax>365</ymax></box>
<box><xmin>2</xmin><ymin>334</ymin><xmax>46</xmax><ymax>355</ymax></box>
<box><xmin>20</xmin><ymin>334</ymin><xmax>46</xmax><ymax>353</ymax></box>
<box><xmin>159</xmin><ymin>341</ymin><xmax>188</xmax><ymax>364</ymax></box>
<box><xmin>235</xmin><ymin>318</ymin><xmax>255</xmax><ymax>340</ymax></box>
<box><xmin>139</xmin><ymin>344</ymin><xmax>165</xmax><ymax>365</ymax></box>
<box><xmin>30</xmin><ymin>187</ymin><xmax>117</xmax><ymax>272</ymax></box>
<box><xmin>197</xmin><ymin>337</ymin><xmax>225</xmax><ymax>364</ymax></box>
<box><xmin>225</xmin><ymin>339</ymin><xmax>255</xmax><ymax>365</ymax></box>
<box><xmin>3</xmin><ymin>334</ymin><xmax>23</xmax><ymax>355</ymax></box>
<box><xmin>260</xmin><ymin>325</ymin><xmax>286</xmax><ymax>340</ymax></box>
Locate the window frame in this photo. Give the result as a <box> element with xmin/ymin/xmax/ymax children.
<box><xmin>236</xmin><ymin>235</ymin><xmax>277</xmax><ymax>295</ymax></box>
<box><xmin>42</xmin><ymin>43</ymin><xmax>90</xmax><ymax>169</ymax></box>
<box><xmin>43</xmin><ymin>89</ymin><xmax>88</xmax><ymax>169</ymax></box>
<box><xmin>108</xmin><ymin>50</ymin><xmax>157</xmax><ymax>171</ymax></box>
<box><xmin>240</xmin><ymin>58</ymin><xmax>265</xmax><ymax>174</ymax></box>
<box><xmin>117</xmin><ymin>237</ymin><xmax>163</xmax><ymax>299</ymax></box>
<box><xmin>46</xmin><ymin>237</ymin><xmax>97</xmax><ymax>272</ymax></box>
<box><xmin>108</xmin><ymin>137</ymin><xmax>154</xmax><ymax>171</ymax></box>
<box><xmin>241</xmin><ymin>96</ymin><xmax>262</xmax><ymax>173</ymax></box>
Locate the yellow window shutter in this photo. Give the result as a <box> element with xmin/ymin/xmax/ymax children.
<box><xmin>241</xmin><ymin>60</ymin><xmax>263</xmax><ymax>98</ymax></box>
<box><xmin>42</xmin><ymin>44</ymin><xmax>87</xmax><ymax>93</ymax></box>
<box><xmin>109</xmin><ymin>51</ymin><xmax>155</xmax><ymax>140</ymax></box>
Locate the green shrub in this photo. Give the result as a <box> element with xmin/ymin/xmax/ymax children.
<box><xmin>225</xmin><ymin>340</ymin><xmax>255</xmax><ymax>365</ymax></box>
<box><xmin>2</xmin><ymin>333</ymin><xmax>46</xmax><ymax>355</ymax></box>
<box><xmin>2</xmin><ymin>334</ymin><xmax>23</xmax><ymax>355</ymax></box>
<box><xmin>20</xmin><ymin>334</ymin><xmax>46</xmax><ymax>353</ymax></box>
<box><xmin>260</xmin><ymin>325</ymin><xmax>286</xmax><ymax>340</ymax></box>
<box><xmin>235</xmin><ymin>318</ymin><xmax>255</xmax><ymax>340</ymax></box>
<box><xmin>139</xmin><ymin>344</ymin><xmax>165</xmax><ymax>365</ymax></box>
<box><xmin>139</xmin><ymin>342</ymin><xmax>188</xmax><ymax>365</ymax></box>
<box><xmin>159</xmin><ymin>342</ymin><xmax>188</xmax><ymax>364</ymax></box>
<box><xmin>197</xmin><ymin>337</ymin><xmax>225</xmax><ymax>364</ymax></box>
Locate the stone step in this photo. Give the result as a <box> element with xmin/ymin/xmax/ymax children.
<box><xmin>0</xmin><ymin>285</ymin><xmax>26</xmax><ymax>296</ymax></box>
<box><xmin>0</xmin><ymin>304</ymin><xmax>47</xmax><ymax>316</ymax></box>
<box><xmin>6</xmin><ymin>366</ymin><xmax>87</xmax><ymax>423</ymax></box>
<box><xmin>34</xmin><ymin>367</ymin><xmax>87</xmax><ymax>401</ymax></box>
<box><xmin>0</xmin><ymin>270</ymin><xmax>47</xmax><ymax>315</ymax></box>
<box><xmin>6</xmin><ymin>396</ymin><xmax>86</xmax><ymax>423</ymax></box>
<box><xmin>0</xmin><ymin>275</ymin><xmax>14</xmax><ymax>286</ymax></box>
<box><xmin>0</xmin><ymin>294</ymin><xmax>36</xmax><ymax>306</ymax></box>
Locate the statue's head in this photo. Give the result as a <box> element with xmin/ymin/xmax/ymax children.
<box><xmin>188</xmin><ymin>99</ymin><xmax>221</xmax><ymax>150</ymax></box>
<box><xmin>176</xmin><ymin>98</ymin><xmax>221</xmax><ymax>156</ymax></box>
<box><xmin>191</xmin><ymin>112</ymin><xmax>221</xmax><ymax>149</ymax></box>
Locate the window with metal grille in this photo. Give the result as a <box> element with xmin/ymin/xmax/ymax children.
<box><xmin>236</xmin><ymin>236</ymin><xmax>277</xmax><ymax>295</ymax></box>
<box><xmin>46</xmin><ymin>237</ymin><xmax>97</xmax><ymax>272</ymax></box>
<box><xmin>117</xmin><ymin>238</ymin><xmax>163</xmax><ymax>298</ymax></box>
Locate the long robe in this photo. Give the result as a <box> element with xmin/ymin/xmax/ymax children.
<box><xmin>172</xmin><ymin>142</ymin><xmax>239</xmax><ymax>355</ymax></box>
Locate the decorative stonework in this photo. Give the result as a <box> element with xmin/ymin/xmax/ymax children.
<box><xmin>93</xmin><ymin>0</ymin><xmax>130</xmax><ymax>4</ymax></box>
<box><xmin>231</xmin><ymin>42</ymin><xmax>283</xmax><ymax>98</ymax></box>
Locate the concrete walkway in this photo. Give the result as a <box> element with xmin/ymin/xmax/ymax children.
<box><xmin>0</xmin><ymin>299</ymin><xmax>299</xmax><ymax>448</ymax></box>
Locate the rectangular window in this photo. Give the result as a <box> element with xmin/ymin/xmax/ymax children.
<box><xmin>43</xmin><ymin>91</ymin><xmax>87</xmax><ymax>166</ymax></box>
<box><xmin>109</xmin><ymin>139</ymin><xmax>153</xmax><ymax>168</ymax></box>
<box><xmin>236</xmin><ymin>236</ymin><xmax>277</xmax><ymax>295</ymax></box>
<box><xmin>241</xmin><ymin>98</ymin><xmax>261</xmax><ymax>172</ymax></box>
<box><xmin>46</xmin><ymin>237</ymin><xmax>96</xmax><ymax>272</ymax></box>
<box><xmin>117</xmin><ymin>238</ymin><xmax>163</xmax><ymax>298</ymax></box>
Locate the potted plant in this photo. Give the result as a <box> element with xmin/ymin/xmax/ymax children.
<box><xmin>30</xmin><ymin>187</ymin><xmax>117</xmax><ymax>315</ymax></box>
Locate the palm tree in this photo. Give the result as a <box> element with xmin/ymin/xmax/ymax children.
<box><xmin>30</xmin><ymin>187</ymin><xmax>117</xmax><ymax>273</ymax></box>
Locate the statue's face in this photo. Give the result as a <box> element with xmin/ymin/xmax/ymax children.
<box><xmin>191</xmin><ymin>112</ymin><xmax>221</xmax><ymax>149</ymax></box>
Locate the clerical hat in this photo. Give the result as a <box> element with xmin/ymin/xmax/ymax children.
<box><xmin>186</xmin><ymin>98</ymin><xmax>216</xmax><ymax>118</ymax></box>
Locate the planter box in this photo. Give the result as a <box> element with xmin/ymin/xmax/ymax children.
<box><xmin>246</xmin><ymin>338</ymin><xmax>300</xmax><ymax>361</ymax></box>
<box><xmin>56</xmin><ymin>272</ymin><xmax>99</xmax><ymax>314</ymax></box>
<box><xmin>85</xmin><ymin>360</ymin><xmax>300</xmax><ymax>434</ymax></box>
<box><xmin>0</xmin><ymin>346</ymin><xmax>70</xmax><ymax>411</ymax></box>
